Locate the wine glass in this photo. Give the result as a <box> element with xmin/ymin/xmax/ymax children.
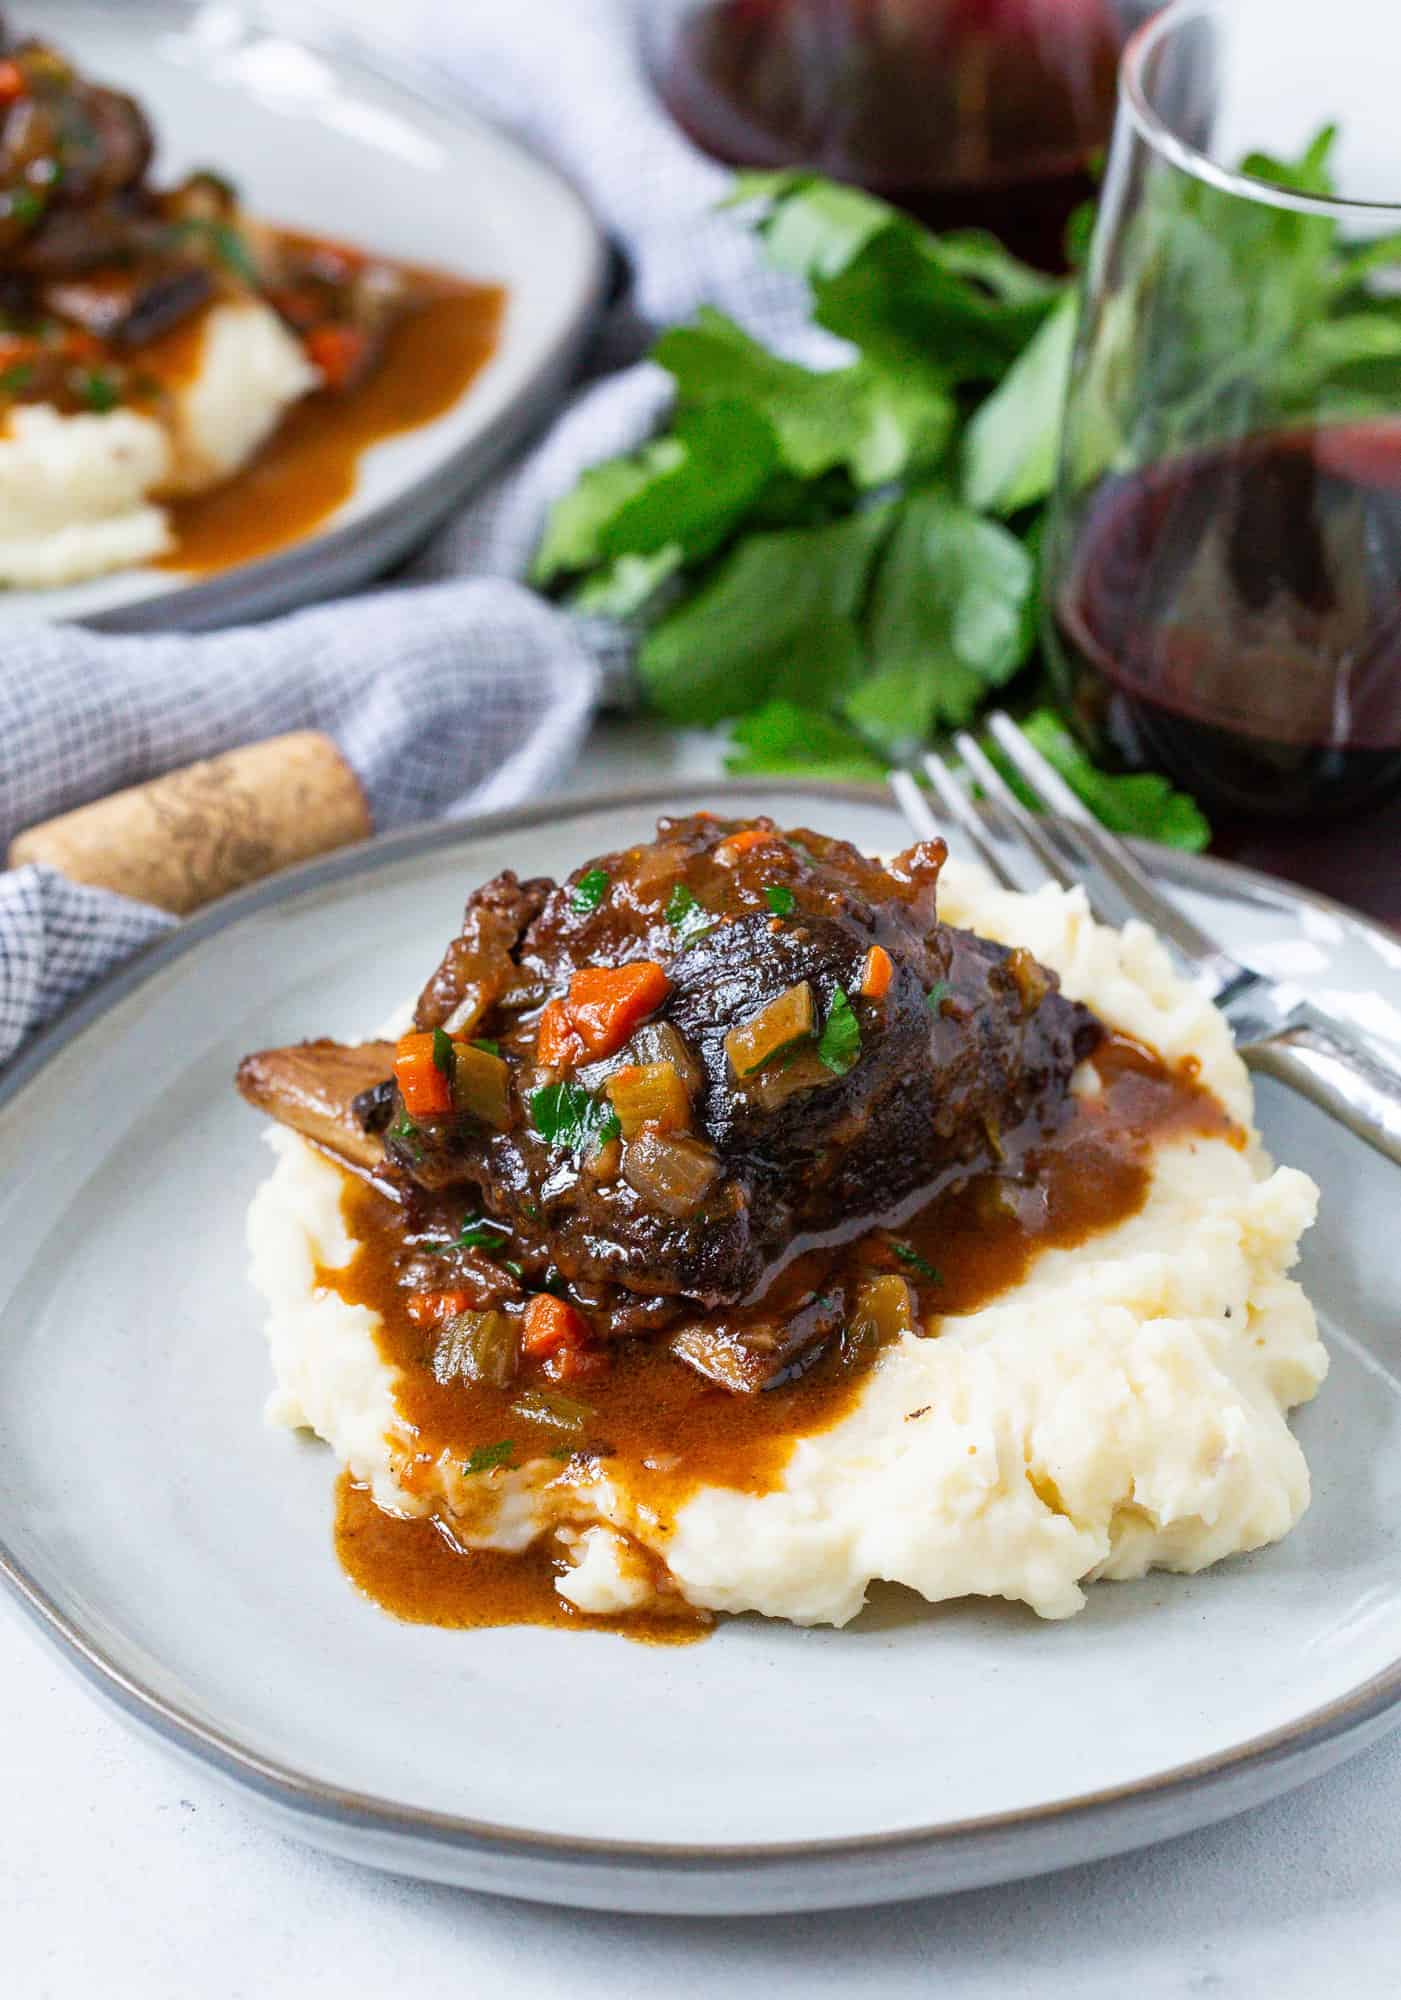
<box><xmin>1044</xmin><ymin>0</ymin><xmax>1401</xmax><ymax>822</ymax></box>
<box><xmin>642</xmin><ymin>0</ymin><xmax>1161</xmax><ymax>270</ymax></box>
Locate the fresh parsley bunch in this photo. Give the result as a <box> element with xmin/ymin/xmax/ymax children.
<box><xmin>532</xmin><ymin>142</ymin><xmax>1401</xmax><ymax>852</ymax></box>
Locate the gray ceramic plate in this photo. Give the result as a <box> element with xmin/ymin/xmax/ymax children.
<box><xmin>3</xmin><ymin>781</ymin><xmax>1400</xmax><ymax>1915</ymax></box>
<box><xmin>4</xmin><ymin>0</ymin><xmax>605</xmax><ymax>631</ymax></box>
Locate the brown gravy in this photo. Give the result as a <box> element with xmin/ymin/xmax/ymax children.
<box><xmin>156</xmin><ymin>283</ymin><xmax>504</xmax><ymax>576</ymax></box>
<box><xmin>322</xmin><ymin>1035</ymin><xmax>1240</xmax><ymax>1638</ymax></box>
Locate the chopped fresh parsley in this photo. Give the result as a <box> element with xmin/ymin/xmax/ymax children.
<box><xmin>571</xmin><ymin>867</ymin><xmax>610</xmax><ymax>912</ymax></box>
<box><xmin>8</xmin><ymin>187</ymin><xmax>44</xmax><ymax>227</ymax></box>
<box><xmin>891</xmin><ymin>1241</ymin><xmax>943</xmax><ymax>1283</ymax></box>
<box><xmin>176</xmin><ymin>216</ymin><xmax>260</xmax><ymax>285</ymax></box>
<box><xmin>458</xmin><ymin>1216</ymin><xmax>511</xmax><ymax>1250</ymax></box>
<box><xmin>665</xmin><ymin>880</ymin><xmax>718</xmax><ymax>948</ymax></box>
<box><xmin>76</xmin><ymin>369</ymin><xmax>120</xmax><ymax>414</ymax></box>
<box><xmin>764</xmin><ymin>884</ymin><xmax>796</xmax><ymax>916</ymax></box>
<box><xmin>426</xmin><ymin>1214</ymin><xmax>512</xmax><ymax>1256</ymax></box>
<box><xmin>0</xmin><ymin>361</ymin><xmax>33</xmax><ymax>396</ymax></box>
<box><xmin>816</xmin><ymin>984</ymin><xmax>861</xmax><ymax>1076</ymax></box>
<box><xmin>531</xmin><ymin>1080</ymin><xmax>617</xmax><ymax>1156</ymax></box>
<box><xmin>925</xmin><ymin>980</ymin><xmax>952</xmax><ymax>1014</ymax></box>
<box><xmin>463</xmin><ymin>1440</ymin><xmax>516</xmax><ymax>1476</ymax></box>
<box><xmin>472</xmin><ymin>1037</ymin><xmax>501</xmax><ymax>1056</ymax></box>
<box><xmin>431</xmin><ymin>1026</ymin><xmax>455</xmax><ymax>1078</ymax></box>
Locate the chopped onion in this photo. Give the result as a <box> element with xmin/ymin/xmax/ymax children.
<box><xmin>627</xmin><ymin>1019</ymin><xmax>703</xmax><ymax>1096</ymax></box>
<box><xmin>622</xmin><ymin>1130</ymin><xmax>721</xmax><ymax>1216</ymax></box>
<box><xmin>724</xmin><ymin>981</ymin><xmax>815</xmax><ymax>1079</ymax></box>
<box><xmin>449</xmin><ymin>1043</ymin><xmax>510</xmax><ymax>1129</ymax></box>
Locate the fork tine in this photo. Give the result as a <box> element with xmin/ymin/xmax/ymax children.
<box><xmin>952</xmin><ymin>731</ymin><xmax>1080</xmax><ymax>893</ymax></box>
<box><xmin>985</xmin><ymin>711</ymin><xmax>1226</xmax><ymax>964</ymax></box>
<box><xmin>918</xmin><ymin>749</ymin><xmax>1022</xmax><ymax>891</ymax></box>
<box><xmin>887</xmin><ymin>768</ymin><xmax>942</xmax><ymax>842</ymax></box>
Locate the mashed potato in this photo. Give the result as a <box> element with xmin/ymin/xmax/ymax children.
<box><xmin>247</xmin><ymin>863</ymin><xmax>1327</xmax><ymax>1626</ymax></box>
<box><xmin>0</xmin><ymin>300</ymin><xmax>316</xmax><ymax>588</ymax></box>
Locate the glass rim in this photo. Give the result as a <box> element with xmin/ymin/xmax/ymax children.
<box><xmin>1121</xmin><ymin>0</ymin><xmax>1401</xmax><ymax>222</ymax></box>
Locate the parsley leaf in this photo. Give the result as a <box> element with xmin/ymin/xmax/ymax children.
<box><xmin>665</xmin><ymin>881</ymin><xmax>717</xmax><ymax>948</ymax></box>
<box><xmin>464</xmin><ymin>1440</ymin><xmax>516</xmax><ymax>1476</ymax></box>
<box><xmin>432</xmin><ymin>1027</ymin><xmax>455</xmax><ymax>1079</ymax></box>
<box><xmin>0</xmin><ymin>361</ymin><xmax>33</xmax><ymax>395</ymax></box>
<box><xmin>925</xmin><ymin>980</ymin><xmax>952</xmax><ymax>1013</ymax></box>
<box><xmin>655</xmin><ymin>305</ymin><xmax>952</xmax><ymax>489</ymax></box>
<box><xmin>1000</xmin><ymin>710</ymin><xmax>1210</xmax><ymax>854</ymax></box>
<box><xmin>531</xmin><ymin>1081</ymin><xmax>617</xmax><ymax>1156</ymax></box>
<box><xmin>639</xmin><ymin>506</ymin><xmax>895</xmax><ymax>726</ymax></box>
<box><xmin>850</xmin><ymin>490</ymin><xmax>1035</xmax><ymax>749</ymax></box>
<box><xmin>76</xmin><ymin>370</ymin><xmax>120</xmax><ymax>413</ymax></box>
<box><xmin>764</xmin><ymin>884</ymin><xmax>795</xmax><ymax>916</ymax></box>
<box><xmin>725</xmin><ymin>700</ymin><xmax>887</xmax><ymax>785</ymax></box>
<box><xmin>425</xmin><ymin>1214</ymin><xmax>513</xmax><ymax>1256</ymax></box>
<box><xmin>571</xmin><ymin>867</ymin><xmax>610</xmax><ymax>912</ymax></box>
<box><xmin>472</xmin><ymin>1037</ymin><xmax>501</xmax><ymax>1056</ymax></box>
<box><xmin>817</xmin><ymin>985</ymin><xmax>862</xmax><ymax>1076</ymax></box>
<box><xmin>891</xmin><ymin>1241</ymin><xmax>943</xmax><ymax>1282</ymax></box>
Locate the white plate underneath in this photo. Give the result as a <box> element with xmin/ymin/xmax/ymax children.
<box><xmin>3</xmin><ymin>0</ymin><xmax>604</xmax><ymax>631</ymax></box>
<box><xmin>3</xmin><ymin>781</ymin><xmax>1401</xmax><ymax>1915</ymax></box>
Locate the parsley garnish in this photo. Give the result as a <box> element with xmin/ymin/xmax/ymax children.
<box><xmin>665</xmin><ymin>881</ymin><xmax>719</xmax><ymax>949</ymax></box>
<box><xmin>464</xmin><ymin>1440</ymin><xmax>516</xmax><ymax>1476</ymax></box>
<box><xmin>571</xmin><ymin>868</ymin><xmax>610</xmax><ymax>912</ymax></box>
<box><xmin>891</xmin><ymin>1242</ymin><xmax>943</xmax><ymax>1282</ymax></box>
<box><xmin>0</xmin><ymin>362</ymin><xmax>33</xmax><ymax>396</ymax></box>
<box><xmin>926</xmin><ymin>980</ymin><xmax>952</xmax><ymax>1014</ymax></box>
<box><xmin>816</xmin><ymin>985</ymin><xmax>861</xmax><ymax>1076</ymax></box>
<box><xmin>432</xmin><ymin>1026</ymin><xmax>455</xmax><ymax>1078</ymax></box>
<box><xmin>388</xmin><ymin>1110</ymin><xmax>422</xmax><ymax>1163</ymax></box>
<box><xmin>472</xmin><ymin>1037</ymin><xmax>501</xmax><ymax>1056</ymax></box>
<box><xmin>764</xmin><ymin>884</ymin><xmax>795</xmax><ymax>916</ymax></box>
<box><xmin>176</xmin><ymin>217</ymin><xmax>260</xmax><ymax>285</ymax></box>
<box><xmin>531</xmin><ymin>1080</ymin><xmax>617</xmax><ymax>1156</ymax></box>
<box><xmin>428</xmin><ymin>1214</ymin><xmax>512</xmax><ymax>1256</ymax></box>
<box><xmin>665</xmin><ymin>883</ymin><xmax>697</xmax><ymax>926</ymax></box>
<box><xmin>76</xmin><ymin>370</ymin><xmax>120</xmax><ymax>414</ymax></box>
<box><xmin>8</xmin><ymin>187</ymin><xmax>44</xmax><ymax>227</ymax></box>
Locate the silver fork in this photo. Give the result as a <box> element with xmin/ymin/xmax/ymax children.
<box><xmin>889</xmin><ymin>708</ymin><xmax>1401</xmax><ymax>1170</ymax></box>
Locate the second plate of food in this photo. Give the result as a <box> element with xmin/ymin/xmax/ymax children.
<box><xmin>1</xmin><ymin>0</ymin><xmax>605</xmax><ymax>630</ymax></box>
<box><xmin>2</xmin><ymin>781</ymin><xmax>1399</xmax><ymax>1914</ymax></box>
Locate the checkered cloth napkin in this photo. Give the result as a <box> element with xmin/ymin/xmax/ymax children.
<box><xmin>0</xmin><ymin>0</ymin><xmax>821</xmax><ymax>1067</ymax></box>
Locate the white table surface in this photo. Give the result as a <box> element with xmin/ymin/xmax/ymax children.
<box><xmin>7</xmin><ymin>716</ymin><xmax>1401</xmax><ymax>1996</ymax></box>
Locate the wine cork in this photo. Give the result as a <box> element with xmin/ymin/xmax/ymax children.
<box><xmin>8</xmin><ymin>731</ymin><xmax>372</xmax><ymax>916</ymax></box>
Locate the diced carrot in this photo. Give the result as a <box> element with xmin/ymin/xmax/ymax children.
<box><xmin>859</xmin><ymin>944</ymin><xmax>894</xmax><ymax>1001</ymax></box>
<box><xmin>545</xmin><ymin>1343</ymin><xmax>610</xmax><ymax>1385</ymax></box>
<box><xmin>305</xmin><ymin>321</ymin><xmax>370</xmax><ymax>392</ymax></box>
<box><xmin>566</xmin><ymin>961</ymin><xmax>671</xmax><ymax>1060</ymax></box>
<box><xmin>0</xmin><ymin>60</ymin><xmax>26</xmax><ymax>103</ymax></box>
<box><xmin>394</xmin><ymin>1031</ymin><xmax>452</xmax><ymax>1117</ymax></box>
<box><xmin>406</xmin><ymin>1289</ymin><xmax>473</xmax><ymax>1327</ymax></box>
<box><xmin>536</xmin><ymin>997</ymin><xmax>582</xmax><ymax>1069</ymax></box>
<box><xmin>522</xmin><ymin>1292</ymin><xmax>590</xmax><ymax>1358</ymax></box>
<box><xmin>714</xmin><ymin>827</ymin><xmax>778</xmax><ymax>866</ymax></box>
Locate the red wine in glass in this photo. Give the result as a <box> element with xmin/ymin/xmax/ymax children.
<box><xmin>650</xmin><ymin>0</ymin><xmax>1138</xmax><ymax>270</ymax></box>
<box><xmin>1053</xmin><ymin>422</ymin><xmax>1401</xmax><ymax>821</ymax></box>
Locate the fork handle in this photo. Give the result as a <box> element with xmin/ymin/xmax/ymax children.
<box><xmin>1242</xmin><ymin>1006</ymin><xmax>1401</xmax><ymax>1169</ymax></box>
